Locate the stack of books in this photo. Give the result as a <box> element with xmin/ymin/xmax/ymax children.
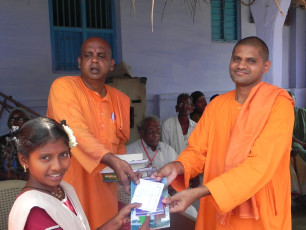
<box><xmin>130</xmin><ymin>178</ymin><xmax>170</xmax><ymax>229</ymax></box>
<box><xmin>100</xmin><ymin>153</ymin><xmax>153</xmax><ymax>182</ymax></box>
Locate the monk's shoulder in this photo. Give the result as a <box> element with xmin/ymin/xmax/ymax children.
<box><xmin>51</xmin><ymin>76</ymin><xmax>80</xmax><ymax>89</ymax></box>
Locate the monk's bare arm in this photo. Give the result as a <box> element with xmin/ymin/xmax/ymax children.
<box><xmin>163</xmin><ymin>185</ymin><xmax>211</xmax><ymax>213</ymax></box>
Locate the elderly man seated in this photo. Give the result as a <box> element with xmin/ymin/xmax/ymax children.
<box><xmin>126</xmin><ymin>115</ymin><xmax>178</xmax><ymax>171</ymax></box>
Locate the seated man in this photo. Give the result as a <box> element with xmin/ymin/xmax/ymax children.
<box><xmin>190</xmin><ymin>91</ymin><xmax>207</xmax><ymax>123</ymax></box>
<box><xmin>126</xmin><ymin>115</ymin><xmax>178</xmax><ymax>171</ymax></box>
<box><xmin>161</xmin><ymin>93</ymin><xmax>196</xmax><ymax>154</ymax></box>
<box><xmin>162</xmin><ymin>93</ymin><xmax>200</xmax><ymax>188</ymax></box>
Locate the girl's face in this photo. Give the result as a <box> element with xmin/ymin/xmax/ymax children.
<box><xmin>19</xmin><ymin>138</ymin><xmax>70</xmax><ymax>190</ymax></box>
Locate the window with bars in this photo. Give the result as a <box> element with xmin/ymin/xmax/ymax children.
<box><xmin>48</xmin><ymin>0</ymin><xmax>117</xmax><ymax>72</ymax></box>
<box><xmin>211</xmin><ymin>0</ymin><xmax>240</xmax><ymax>42</ymax></box>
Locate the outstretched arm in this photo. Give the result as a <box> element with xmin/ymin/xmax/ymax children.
<box><xmin>163</xmin><ymin>186</ymin><xmax>210</xmax><ymax>213</ymax></box>
<box><xmin>97</xmin><ymin>203</ymin><xmax>153</xmax><ymax>230</ymax></box>
<box><xmin>97</xmin><ymin>203</ymin><xmax>140</xmax><ymax>230</ymax></box>
<box><xmin>101</xmin><ymin>153</ymin><xmax>140</xmax><ymax>193</ymax></box>
<box><xmin>151</xmin><ymin>161</ymin><xmax>184</xmax><ymax>184</ymax></box>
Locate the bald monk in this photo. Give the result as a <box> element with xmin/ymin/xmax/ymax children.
<box><xmin>47</xmin><ymin>37</ymin><xmax>140</xmax><ymax>229</ymax></box>
<box><xmin>152</xmin><ymin>36</ymin><xmax>294</xmax><ymax>230</ymax></box>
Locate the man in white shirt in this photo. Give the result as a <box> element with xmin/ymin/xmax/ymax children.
<box><xmin>126</xmin><ymin>115</ymin><xmax>178</xmax><ymax>170</ymax></box>
<box><xmin>161</xmin><ymin>93</ymin><xmax>200</xmax><ymax>188</ymax></box>
<box><xmin>161</xmin><ymin>93</ymin><xmax>197</xmax><ymax>154</ymax></box>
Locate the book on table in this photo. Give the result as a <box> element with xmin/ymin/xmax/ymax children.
<box><xmin>100</xmin><ymin>153</ymin><xmax>153</xmax><ymax>182</ymax></box>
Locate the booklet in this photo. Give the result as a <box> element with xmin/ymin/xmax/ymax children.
<box><xmin>102</xmin><ymin>167</ymin><xmax>153</xmax><ymax>182</ymax></box>
<box><xmin>100</xmin><ymin>153</ymin><xmax>148</xmax><ymax>174</ymax></box>
<box><xmin>130</xmin><ymin>178</ymin><xmax>170</xmax><ymax>229</ymax></box>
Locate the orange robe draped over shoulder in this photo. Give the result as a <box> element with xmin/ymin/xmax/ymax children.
<box><xmin>47</xmin><ymin>76</ymin><xmax>130</xmax><ymax>230</ymax></box>
<box><xmin>173</xmin><ymin>84</ymin><xmax>294</xmax><ymax>230</ymax></box>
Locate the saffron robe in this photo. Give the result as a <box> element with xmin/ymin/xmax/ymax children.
<box><xmin>47</xmin><ymin>76</ymin><xmax>130</xmax><ymax>229</ymax></box>
<box><xmin>9</xmin><ymin>181</ymin><xmax>90</xmax><ymax>230</ymax></box>
<box><xmin>172</xmin><ymin>86</ymin><xmax>294</xmax><ymax>230</ymax></box>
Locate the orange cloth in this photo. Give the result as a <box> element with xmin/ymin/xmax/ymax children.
<box><xmin>172</xmin><ymin>82</ymin><xmax>294</xmax><ymax>230</ymax></box>
<box><xmin>220</xmin><ymin>82</ymin><xmax>294</xmax><ymax>223</ymax></box>
<box><xmin>47</xmin><ymin>76</ymin><xmax>130</xmax><ymax>229</ymax></box>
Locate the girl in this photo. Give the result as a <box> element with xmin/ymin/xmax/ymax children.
<box><xmin>8</xmin><ymin>117</ymin><xmax>149</xmax><ymax>230</ymax></box>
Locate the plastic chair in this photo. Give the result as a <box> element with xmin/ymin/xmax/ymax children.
<box><xmin>0</xmin><ymin>180</ymin><xmax>26</xmax><ymax>230</ymax></box>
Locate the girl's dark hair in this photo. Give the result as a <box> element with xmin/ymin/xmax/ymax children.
<box><xmin>15</xmin><ymin>117</ymin><xmax>69</xmax><ymax>157</ymax></box>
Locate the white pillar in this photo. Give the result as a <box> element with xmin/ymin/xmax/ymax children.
<box><xmin>250</xmin><ymin>0</ymin><xmax>291</xmax><ymax>87</ymax></box>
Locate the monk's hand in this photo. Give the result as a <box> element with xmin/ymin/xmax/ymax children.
<box><xmin>97</xmin><ymin>203</ymin><xmax>141</xmax><ymax>230</ymax></box>
<box><xmin>151</xmin><ymin>161</ymin><xmax>184</xmax><ymax>185</ymax></box>
<box><xmin>101</xmin><ymin>153</ymin><xmax>140</xmax><ymax>194</ymax></box>
<box><xmin>163</xmin><ymin>186</ymin><xmax>210</xmax><ymax>213</ymax></box>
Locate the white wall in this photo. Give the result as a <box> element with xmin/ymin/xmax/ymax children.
<box><xmin>120</xmin><ymin>0</ymin><xmax>236</xmax><ymax>96</ymax></box>
<box><xmin>0</xmin><ymin>0</ymin><xmax>304</xmax><ymax>134</ymax></box>
<box><xmin>0</xmin><ymin>0</ymin><xmax>70</xmax><ymax>134</ymax></box>
<box><xmin>119</xmin><ymin>1</ymin><xmax>298</xmax><ymax>120</ymax></box>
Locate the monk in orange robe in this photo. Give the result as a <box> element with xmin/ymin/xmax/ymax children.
<box><xmin>152</xmin><ymin>36</ymin><xmax>294</xmax><ymax>230</ymax></box>
<box><xmin>47</xmin><ymin>37</ymin><xmax>139</xmax><ymax>230</ymax></box>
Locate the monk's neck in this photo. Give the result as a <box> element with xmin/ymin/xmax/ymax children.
<box><xmin>235</xmin><ymin>87</ymin><xmax>251</xmax><ymax>104</ymax></box>
<box><xmin>81</xmin><ymin>78</ymin><xmax>106</xmax><ymax>97</ymax></box>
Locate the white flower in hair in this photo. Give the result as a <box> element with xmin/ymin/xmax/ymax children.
<box><xmin>62</xmin><ymin>125</ymin><xmax>78</xmax><ymax>148</ymax></box>
<box><xmin>11</xmin><ymin>126</ymin><xmax>19</xmax><ymax>132</ymax></box>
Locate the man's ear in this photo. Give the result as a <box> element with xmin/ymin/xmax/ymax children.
<box><xmin>109</xmin><ymin>59</ymin><xmax>115</xmax><ymax>71</ymax></box>
<box><xmin>139</xmin><ymin>129</ymin><xmax>145</xmax><ymax>139</ymax></box>
<box><xmin>78</xmin><ymin>57</ymin><xmax>81</xmax><ymax>69</ymax></box>
<box><xmin>263</xmin><ymin>60</ymin><xmax>271</xmax><ymax>74</ymax></box>
<box><xmin>18</xmin><ymin>153</ymin><xmax>28</xmax><ymax>168</ymax></box>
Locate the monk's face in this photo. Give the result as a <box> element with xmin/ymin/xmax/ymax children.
<box><xmin>229</xmin><ymin>44</ymin><xmax>271</xmax><ymax>88</ymax></box>
<box><xmin>78</xmin><ymin>37</ymin><xmax>114</xmax><ymax>84</ymax></box>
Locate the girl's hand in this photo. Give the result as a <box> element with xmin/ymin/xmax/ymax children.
<box><xmin>97</xmin><ymin>203</ymin><xmax>141</xmax><ymax>230</ymax></box>
<box><xmin>139</xmin><ymin>216</ymin><xmax>154</xmax><ymax>230</ymax></box>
